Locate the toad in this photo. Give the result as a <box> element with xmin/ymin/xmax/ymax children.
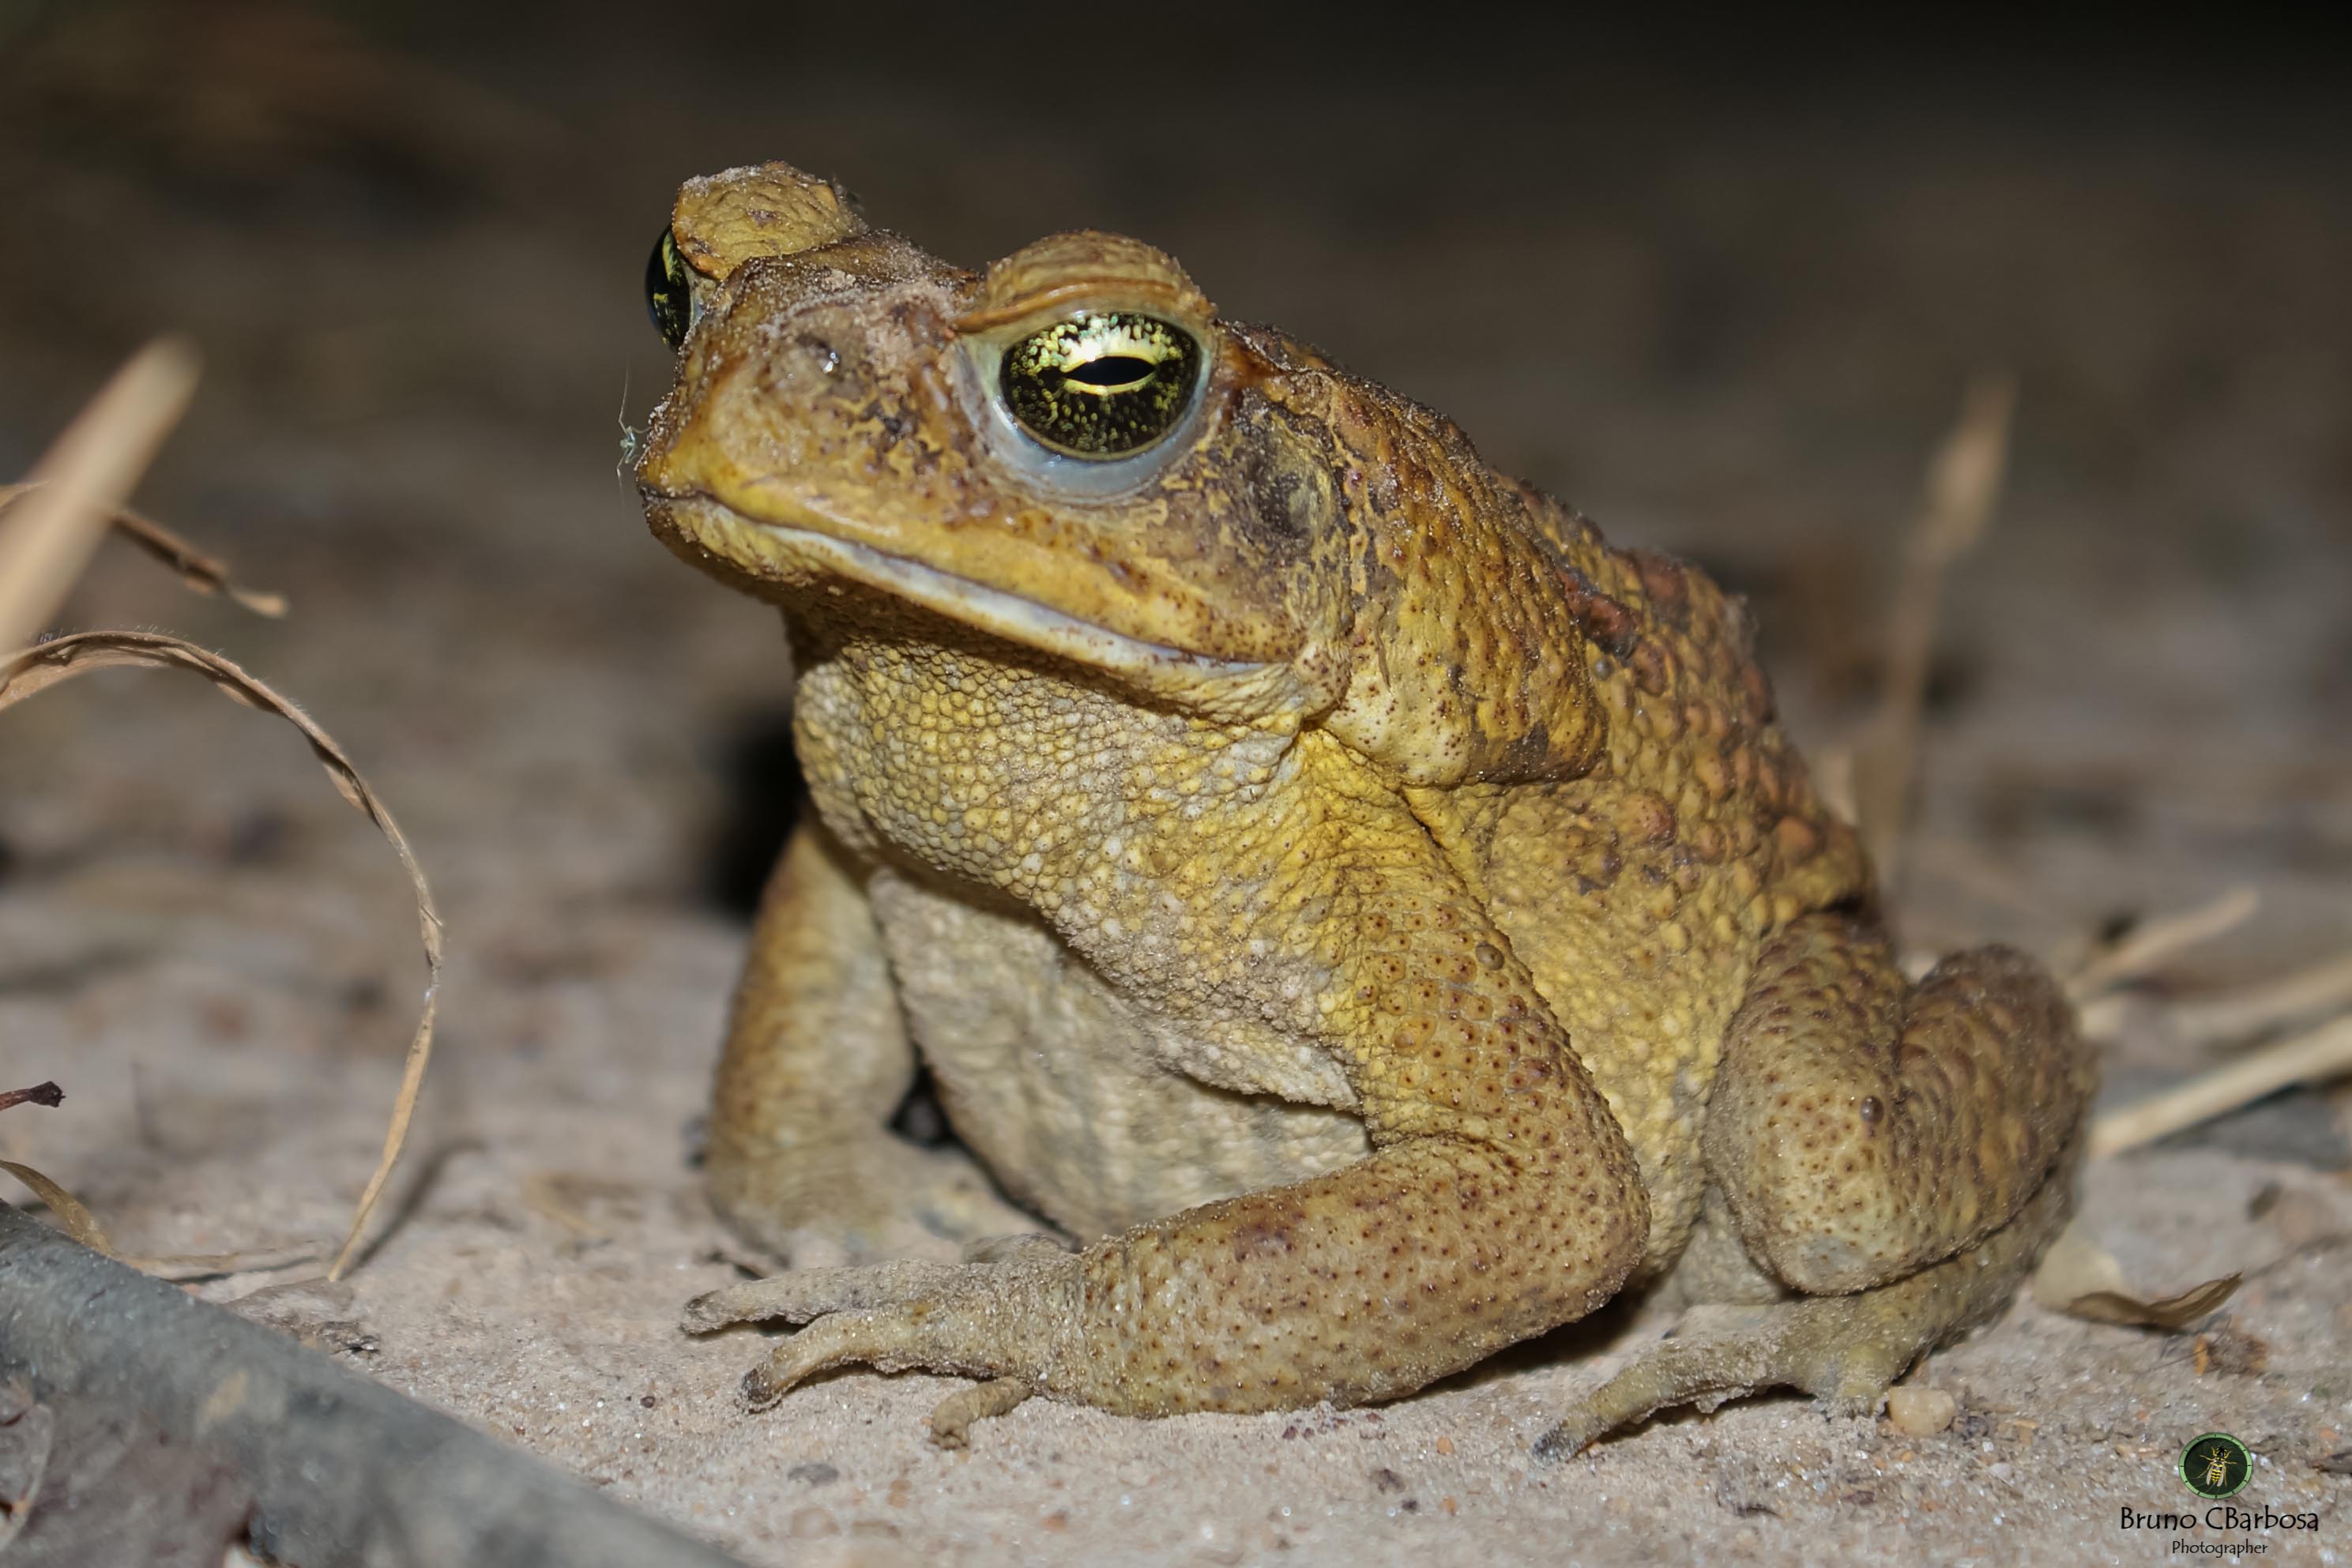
<box><xmin>634</xmin><ymin>163</ymin><xmax>2091</xmax><ymax>1453</ymax></box>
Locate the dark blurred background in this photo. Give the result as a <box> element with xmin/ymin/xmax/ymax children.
<box><xmin>2</xmin><ymin>0</ymin><xmax>2346</xmax><ymax>995</ymax></box>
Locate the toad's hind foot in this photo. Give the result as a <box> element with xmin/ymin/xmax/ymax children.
<box><xmin>1533</xmin><ymin>1292</ymin><xmax>1924</xmax><ymax>1459</ymax></box>
<box><xmin>1535</xmin><ymin>1161</ymin><xmax>2072</xmax><ymax>1460</ymax></box>
<box><xmin>928</xmin><ymin>1376</ymin><xmax>1036</xmax><ymax>1448</ymax></box>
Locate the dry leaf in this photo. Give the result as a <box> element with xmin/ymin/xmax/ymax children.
<box><xmin>0</xmin><ymin>1162</ymin><xmax>115</xmax><ymax>1255</ymax></box>
<box><xmin>2064</xmin><ymin>1274</ymin><xmax>2242</xmax><ymax>1331</ymax></box>
<box><xmin>2070</xmin><ymin>1273</ymin><xmax>2242</xmax><ymax>1329</ymax></box>
<box><xmin>0</xmin><ymin>630</ymin><xmax>443</xmax><ymax>1280</ymax></box>
<box><xmin>2031</xmin><ymin>1217</ymin><xmax>2241</xmax><ymax>1329</ymax></box>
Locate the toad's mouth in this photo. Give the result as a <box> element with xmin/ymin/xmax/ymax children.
<box><xmin>650</xmin><ymin>491</ymin><xmax>1276</xmax><ymax>682</ymax></box>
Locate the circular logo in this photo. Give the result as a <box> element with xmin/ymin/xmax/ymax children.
<box><xmin>2179</xmin><ymin>1432</ymin><xmax>2253</xmax><ymax>1499</ymax></box>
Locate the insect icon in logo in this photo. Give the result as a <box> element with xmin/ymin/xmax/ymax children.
<box><xmin>2179</xmin><ymin>1432</ymin><xmax>2252</xmax><ymax>1500</ymax></box>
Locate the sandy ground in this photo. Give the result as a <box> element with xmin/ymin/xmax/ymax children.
<box><xmin>2</xmin><ymin>7</ymin><xmax>2349</xmax><ymax>1564</ymax></box>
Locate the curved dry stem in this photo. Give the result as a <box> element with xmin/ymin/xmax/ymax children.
<box><xmin>0</xmin><ymin>630</ymin><xmax>443</xmax><ymax>1279</ymax></box>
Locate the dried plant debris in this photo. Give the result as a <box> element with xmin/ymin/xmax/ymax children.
<box><xmin>2064</xmin><ymin>1274</ymin><xmax>2245</xmax><ymax>1333</ymax></box>
<box><xmin>2165</xmin><ymin>949</ymin><xmax>2352</xmax><ymax>1046</ymax></box>
<box><xmin>2042</xmin><ymin>886</ymin><xmax>2352</xmax><ymax>1162</ymax></box>
<box><xmin>1</xmin><ymin>343</ymin><xmax>444</xmax><ymax>1283</ymax></box>
<box><xmin>0</xmin><ymin>339</ymin><xmax>199</xmax><ymax>649</ymax></box>
<box><xmin>130</xmin><ymin>1246</ymin><xmax>320</xmax><ymax>1284</ymax></box>
<box><xmin>2030</xmin><ymin>1219</ymin><xmax>2241</xmax><ymax>1330</ymax></box>
<box><xmin>0</xmin><ymin>1160</ymin><xmax>114</xmax><ymax>1255</ymax></box>
<box><xmin>0</xmin><ymin>629</ymin><xmax>446</xmax><ymax>1278</ymax></box>
<box><xmin>2066</xmin><ymin>886</ymin><xmax>2261</xmax><ymax>1007</ymax></box>
<box><xmin>0</xmin><ymin>486</ymin><xmax>288</xmax><ymax>619</ymax></box>
<box><xmin>0</xmin><ymin>1085</ymin><xmax>110</xmax><ymax>1261</ymax></box>
<box><xmin>0</xmin><ymin>1081</ymin><xmax>63</xmax><ymax>1114</ymax></box>
<box><xmin>1848</xmin><ymin>373</ymin><xmax>2017</xmax><ymax>879</ymax></box>
<box><xmin>2092</xmin><ymin>1013</ymin><xmax>2352</xmax><ymax>1160</ymax></box>
<box><xmin>4</xmin><ymin>1076</ymin><xmax>317</xmax><ymax>1282</ymax></box>
<box><xmin>2188</xmin><ymin>1319</ymin><xmax>2270</xmax><ymax>1378</ymax></box>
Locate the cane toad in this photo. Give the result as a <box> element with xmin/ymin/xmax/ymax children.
<box><xmin>635</xmin><ymin>163</ymin><xmax>2093</xmax><ymax>1452</ymax></box>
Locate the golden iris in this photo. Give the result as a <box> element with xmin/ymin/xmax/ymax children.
<box><xmin>998</xmin><ymin>311</ymin><xmax>1201</xmax><ymax>457</ymax></box>
<box><xmin>645</xmin><ymin>227</ymin><xmax>692</xmax><ymax>350</ymax></box>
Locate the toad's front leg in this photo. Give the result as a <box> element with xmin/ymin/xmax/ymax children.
<box><xmin>708</xmin><ymin>819</ymin><xmax>1043</xmax><ymax>1265</ymax></box>
<box><xmin>687</xmin><ymin>875</ymin><xmax>1651</xmax><ymax>1439</ymax></box>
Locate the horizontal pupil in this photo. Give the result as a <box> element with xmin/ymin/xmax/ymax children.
<box><xmin>1063</xmin><ymin>355</ymin><xmax>1157</xmax><ymax>390</ymax></box>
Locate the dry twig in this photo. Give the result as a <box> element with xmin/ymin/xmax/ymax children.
<box><xmin>0</xmin><ymin>339</ymin><xmax>199</xmax><ymax>649</ymax></box>
<box><xmin>0</xmin><ymin>1082</ymin><xmax>64</xmax><ymax>1113</ymax></box>
<box><xmin>2091</xmin><ymin>1013</ymin><xmax>2352</xmax><ymax>1160</ymax></box>
<box><xmin>1850</xmin><ymin>374</ymin><xmax>2018</xmax><ymax>880</ymax></box>
<box><xmin>0</xmin><ymin>484</ymin><xmax>289</xmax><ymax>619</ymax></box>
<box><xmin>2166</xmin><ymin>949</ymin><xmax>2352</xmax><ymax>1045</ymax></box>
<box><xmin>2065</xmin><ymin>886</ymin><xmax>2262</xmax><ymax>1004</ymax></box>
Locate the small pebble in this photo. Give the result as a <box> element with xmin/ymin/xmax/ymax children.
<box><xmin>1886</xmin><ymin>1386</ymin><xmax>1957</xmax><ymax>1436</ymax></box>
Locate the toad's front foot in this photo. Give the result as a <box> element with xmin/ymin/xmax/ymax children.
<box><xmin>683</xmin><ymin>1247</ymin><xmax>1079</xmax><ymax>1443</ymax></box>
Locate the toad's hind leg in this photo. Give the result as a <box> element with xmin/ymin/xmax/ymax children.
<box><xmin>1536</xmin><ymin>1159</ymin><xmax>2074</xmax><ymax>1457</ymax></box>
<box><xmin>1537</xmin><ymin>913</ymin><xmax>2094</xmax><ymax>1456</ymax></box>
<box><xmin>708</xmin><ymin>819</ymin><xmax>1040</xmax><ymax>1265</ymax></box>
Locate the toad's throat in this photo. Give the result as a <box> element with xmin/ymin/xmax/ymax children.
<box><xmin>668</xmin><ymin>491</ymin><xmax>1271</xmax><ymax>680</ymax></box>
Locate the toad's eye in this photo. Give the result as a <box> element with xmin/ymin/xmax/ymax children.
<box><xmin>645</xmin><ymin>227</ymin><xmax>693</xmax><ymax>350</ymax></box>
<box><xmin>997</xmin><ymin>311</ymin><xmax>1202</xmax><ymax>458</ymax></box>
